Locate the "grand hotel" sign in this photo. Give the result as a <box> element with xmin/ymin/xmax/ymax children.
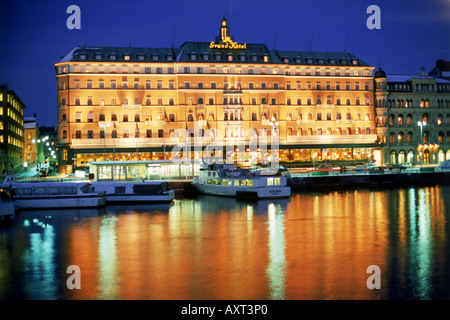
<box><xmin>209</xmin><ymin>37</ymin><xmax>247</xmax><ymax>50</ymax></box>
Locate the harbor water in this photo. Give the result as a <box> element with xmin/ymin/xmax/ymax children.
<box><xmin>0</xmin><ymin>185</ymin><xmax>449</xmax><ymax>300</ymax></box>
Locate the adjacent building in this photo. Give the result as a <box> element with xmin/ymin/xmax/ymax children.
<box><xmin>24</xmin><ymin>114</ymin><xmax>41</xmax><ymax>163</ymax></box>
<box><xmin>375</xmin><ymin>67</ymin><xmax>450</xmax><ymax>164</ymax></box>
<box><xmin>0</xmin><ymin>86</ymin><xmax>25</xmax><ymax>174</ymax></box>
<box><xmin>55</xmin><ymin>18</ymin><xmax>379</xmax><ymax>175</ymax></box>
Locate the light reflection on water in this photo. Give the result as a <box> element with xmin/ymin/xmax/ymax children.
<box><xmin>0</xmin><ymin>186</ymin><xmax>449</xmax><ymax>300</ymax></box>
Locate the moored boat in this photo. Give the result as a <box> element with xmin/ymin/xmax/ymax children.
<box><xmin>91</xmin><ymin>181</ymin><xmax>175</xmax><ymax>203</ymax></box>
<box><xmin>192</xmin><ymin>162</ymin><xmax>291</xmax><ymax>199</ymax></box>
<box><xmin>2</xmin><ymin>176</ymin><xmax>106</xmax><ymax>210</ymax></box>
<box><xmin>0</xmin><ymin>190</ymin><xmax>15</xmax><ymax>220</ymax></box>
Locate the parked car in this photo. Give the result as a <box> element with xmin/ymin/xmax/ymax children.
<box><xmin>355</xmin><ymin>165</ymin><xmax>367</xmax><ymax>172</ymax></box>
<box><xmin>365</xmin><ymin>163</ymin><xmax>378</xmax><ymax>169</ymax></box>
<box><xmin>383</xmin><ymin>163</ymin><xmax>392</xmax><ymax>169</ymax></box>
<box><xmin>400</xmin><ymin>162</ymin><xmax>413</xmax><ymax>168</ymax></box>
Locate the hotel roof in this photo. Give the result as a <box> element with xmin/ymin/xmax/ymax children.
<box><xmin>58</xmin><ymin>44</ymin><xmax>371</xmax><ymax>67</ymax></box>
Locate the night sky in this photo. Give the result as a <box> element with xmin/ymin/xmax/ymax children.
<box><xmin>1</xmin><ymin>0</ymin><xmax>449</xmax><ymax>127</ymax></box>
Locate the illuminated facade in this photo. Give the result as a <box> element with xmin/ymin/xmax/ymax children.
<box><xmin>55</xmin><ymin>18</ymin><xmax>378</xmax><ymax>173</ymax></box>
<box><xmin>375</xmin><ymin>68</ymin><xmax>450</xmax><ymax>164</ymax></box>
<box><xmin>0</xmin><ymin>87</ymin><xmax>25</xmax><ymax>173</ymax></box>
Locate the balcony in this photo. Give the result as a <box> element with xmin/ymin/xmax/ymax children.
<box><xmin>336</xmin><ymin>120</ymin><xmax>354</xmax><ymax>125</ymax></box>
<box><xmin>71</xmin><ymin>137</ymin><xmax>178</xmax><ymax>148</ymax></box>
<box><xmin>145</xmin><ymin>121</ymin><xmax>166</xmax><ymax>126</ymax></box>
<box><xmin>316</xmin><ymin>104</ymin><xmax>335</xmax><ymax>109</ymax></box>
<box><xmin>284</xmin><ymin>134</ymin><xmax>378</xmax><ymax>145</ymax></box>
<box><xmin>122</xmin><ymin>104</ymin><xmax>142</xmax><ymax>111</ymax></box>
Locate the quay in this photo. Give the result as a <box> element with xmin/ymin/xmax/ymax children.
<box><xmin>287</xmin><ymin>167</ymin><xmax>450</xmax><ymax>190</ymax></box>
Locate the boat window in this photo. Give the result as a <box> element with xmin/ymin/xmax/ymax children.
<box><xmin>63</xmin><ymin>187</ymin><xmax>77</xmax><ymax>195</ymax></box>
<box><xmin>18</xmin><ymin>188</ymin><xmax>32</xmax><ymax>196</ymax></box>
<box><xmin>33</xmin><ymin>187</ymin><xmax>47</xmax><ymax>195</ymax></box>
<box><xmin>274</xmin><ymin>178</ymin><xmax>281</xmax><ymax>185</ymax></box>
<box><xmin>115</xmin><ymin>186</ymin><xmax>126</xmax><ymax>194</ymax></box>
<box><xmin>267</xmin><ymin>178</ymin><xmax>274</xmax><ymax>186</ymax></box>
<box><xmin>80</xmin><ymin>184</ymin><xmax>92</xmax><ymax>193</ymax></box>
<box><xmin>207</xmin><ymin>179</ymin><xmax>212</xmax><ymax>184</ymax></box>
<box><xmin>247</xmin><ymin>180</ymin><xmax>253</xmax><ymax>186</ymax></box>
<box><xmin>47</xmin><ymin>187</ymin><xmax>62</xmax><ymax>195</ymax></box>
<box><xmin>240</xmin><ymin>180</ymin><xmax>246</xmax><ymax>186</ymax></box>
<box><xmin>222</xmin><ymin>179</ymin><xmax>228</xmax><ymax>186</ymax></box>
<box><xmin>234</xmin><ymin>180</ymin><xmax>240</xmax><ymax>186</ymax></box>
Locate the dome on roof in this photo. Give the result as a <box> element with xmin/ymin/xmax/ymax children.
<box><xmin>375</xmin><ymin>67</ymin><xmax>386</xmax><ymax>78</ymax></box>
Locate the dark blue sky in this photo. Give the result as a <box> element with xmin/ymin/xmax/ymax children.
<box><xmin>1</xmin><ymin>0</ymin><xmax>449</xmax><ymax>126</ymax></box>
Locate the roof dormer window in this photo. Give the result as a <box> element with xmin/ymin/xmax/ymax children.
<box><xmin>190</xmin><ymin>53</ymin><xmax>197</xmax><ymax>61</ymax></box>
<box><xmin>283</xmin><ymin>58</ymin><xmax>289</xmax><ymax>64</ymax></box>
<box><xmin>110</xmin><ymin>54</ymin><xmax>116</xmax><ymax>60</ymax></box>
<box><xmin>124</xmin><ymin>54</ymin><xmax>130</xmax><ymax>61</ymax></box>
<box><xmin>79</xmin><ymin>54</ymin><xmax>86</xmax><ymax>60</ymax></box>
<box><xmin>95</xmin><ymin>54</ymin><xmax>102</xmax><ymax>60</ymax></box>
<box><xmin>137</xmin><ymin>55</ymin><xmax>145</xmax><ymax>61</ymax></box>
<box><xmin>263</xmin><ymin>55</ymin><xmax>269</xmax><ymax>63</ymax></box>
<box><xmin>152</xmin><ymin>55</ymin><xmax>159</xmax><ymax>61</ymax></box>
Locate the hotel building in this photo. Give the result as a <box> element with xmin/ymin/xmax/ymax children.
<box><xmin>55</xmin><ymin>18</ymin><xmax>379</xmax><ymax>175</ymax></box>
<box><xmin>374</xmin><ymin>67</ymin><xmax>450</xmax><ymax>164</ymax></box>
<box><xmin>0</xmin><ymin>87</ymin><xmax>25</xmax><ymax>174</ymax></box>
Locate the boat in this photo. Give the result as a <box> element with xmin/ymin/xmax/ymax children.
<box><xmin>192</xmin><ymin>161</ymin><xmax>291</xmax><ymax>199</ymax></box>
<box><xmin>90</xmin><ymin>181</ymin><xmax>175</xmax><ymax>204</ymax></box>
<box><xmin>1</xmin><ymin>176</ymin><xmax>106</xmax><ymax>210</ymax></box>
<box><xmin>0</xmin><ymin>189</ymin><xmax>15</xmax><ymax>220</ymax></box>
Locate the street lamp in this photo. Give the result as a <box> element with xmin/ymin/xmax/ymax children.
<box><xmin>417</xmin><ymin>121</ymin><xmax>427</xmax><ymax>164</ymax></box>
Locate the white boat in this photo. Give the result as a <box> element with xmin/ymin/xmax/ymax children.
<box><xmin>1</xmin><ymin>176</ymin><xmax>106</xmax><ymax>210</ymax></box>
<box><xmin>0</xmin><ymin>190</ymin><xmax>15</xmax><ymax>220</ymax></box>
<box><xmin>91</xmin><ymin>181</ymin><xmax>175</xmax><ymax>204</ymax></box>
<box><xmin>192</xmin><ymin>162</ymin><xmax>291</xmax><ymax>199</ymax></box>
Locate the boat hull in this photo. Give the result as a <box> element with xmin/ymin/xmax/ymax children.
<box><xmin>193</xmin><ymin>183</ymin><xmax>291</xmax><ymax>199</ymax></box>
<box><xmin>12</xmin><ymin>195</ymin><xmax>106</xmax><ymax>210</ymax></box>
<box><xmin>104</xmin><ymin>190</ymin><xmax>175</xmax><ymax>203</ymax></box>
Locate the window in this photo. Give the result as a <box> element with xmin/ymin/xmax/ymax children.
<box><xmin>87</xmin><ymin>80</ymin><xmax>92</xmax><ymax>89</ymax></box>
<box><xmin>75</xmin><ymin>130</ymin><xmax>82</xmax><ymax>139</ymax></box>
<box><xmin>146</xmin><ymin>129</ymin><xmax>152</xmax><ymax>138</ymax></box>
<box><xmin>87</xmin><ymin>130</ymin><xmax>94</xmax><ymax>139</ymax></box>
<box><xmin>111</xmin><ymin>114</ymin><xmax>117</xmax><ymax>121</ymax></box>
<box><xmin>111</xmin><ymin>80</ymin><xmax>116</xmax><ymax>89</ymax></box>
<box><xmin>75</xmin><ymin>112</ymin><xmax>81</xmax><ymax>122</ymax></box>
<box><xmin>158</xmin><ymin>129</ymin><xmax>164</xmax><ymax>138</ymax></box>
<box><xmin>87</xmin><ymin>112</ymin><xmax>93</xmax><ymax>122</ymax></box>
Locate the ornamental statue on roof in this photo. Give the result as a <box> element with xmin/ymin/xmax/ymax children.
<box><xmin>210</xmin><ymin>17</ymin><xmax>247</xmax><ymax>50</ymax></box>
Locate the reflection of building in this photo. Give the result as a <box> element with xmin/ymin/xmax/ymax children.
<box><xmin>375</xmin><ymin>67</ymin><xmax>450</xmax><ymax>164</ymax></box>
<box><xmin>55</xmin><ymin>18</ymin><xmax>379</xmax><ymax>174</ymax></box>
<box><xmin>0</xmin><ymin>86</ymin><xmax>25</xmax><ymax>173</ymax></box>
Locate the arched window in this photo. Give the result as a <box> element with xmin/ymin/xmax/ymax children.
<box><xmin>407</xmin><ymin>150</ymin><xmax>415</xmax><ymax>163</ymax></box>
<box><xmin>425</xmin><ymin>100</ymin><xmax>430</xmax><ymax>108</ymax></box>
<box><xmin>389</xmin><ymin>114</ymin><xmax>395</xmax><ymax>125</ymax></box>
<box><xmin>423</xmin><ymin>131</ymin><xmax>430</xmax><ymax>143</ymax></box>
<box><xmin>423</xmin><ymin>113</ymin><xmax>429</xmax><ymax>125</ymax></box>
<box><xmin>398</xmin><ymin>131</ymin><xmax>404</xmax><ymax>143</ymax></box>
<box><xmin>407</xmin><ymin>114</ymin><xmax>412</xmax><ymax>125</ymax></box>
<box><xmin>390</xmin><ymin>151</ymin><xmax>397</xmax><ymax>164</ymax></box>
<box><xmin>398</xmin><ymin>114</ymin><xmax>403</xmax><ymax>125</ymax></box>
<box><xmin>407</xmin><ymin>131</ymin><xmax>413</xmax><ymax>143</ymax></box>
<box><xmin>438</xmin><ymin>132</ymin><xmax>444</xmax><ymax>143</ymax></box>
<box><xmin>398</xmin><ymin>150</ymin><xmax>406</xmax><ymax>164</ymax></box>
<box><xmin>390</xmin><ymin>132</ymin><xmax>396</xmax><ymax>143</ymax></box>
<box><xmin>437</xmin><ymin>114</ymin><xmax>443</xmax><ymax>126</ymax></box>
<box><xmin>420</xmin><ymin>99</ymin><xmax>425</xmax><ymax>108</ymax></box>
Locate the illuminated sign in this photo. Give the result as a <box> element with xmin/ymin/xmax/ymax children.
<box><xmin>209</xmin><ymin>36</ymin><xmax>247</xmax><ymax>50</ymax></box>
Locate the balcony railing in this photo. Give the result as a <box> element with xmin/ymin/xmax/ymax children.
<box><xmin>284</xmin><ymin>134</ymin><xmax>377</xmax><ymax>145</ymax></box>
<box><xmin>122</xmin><ymin>104</ymin><xmax>142</xmax><ymax>110</ymax></box>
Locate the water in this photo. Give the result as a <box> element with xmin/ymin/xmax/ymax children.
<box><xmin>0</xmin><ymin>186</ymin><xmax>449</xmax><ymax>300</ymax></box>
